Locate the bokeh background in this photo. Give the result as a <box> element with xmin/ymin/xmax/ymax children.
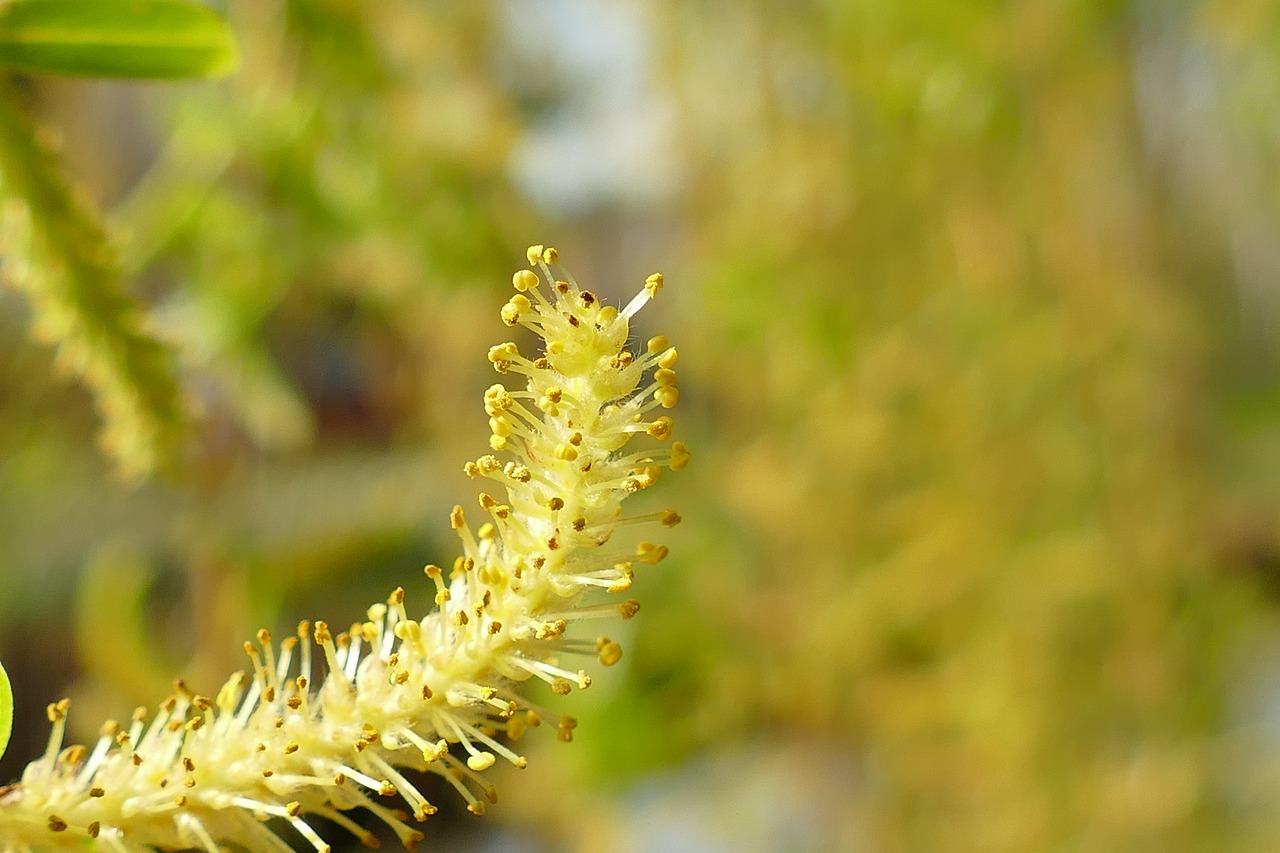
<box><xmin>3</xmin><ymin>1</ymin><xmax>1280</xmax><ymax>850</ymax></box>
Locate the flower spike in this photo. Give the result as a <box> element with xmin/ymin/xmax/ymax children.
<box><xmin>0</xmin><ymin>247</ymin><xmax>684</xmax><ymax>852</ymax></box>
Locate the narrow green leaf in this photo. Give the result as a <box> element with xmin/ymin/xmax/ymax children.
<box><xmin>0</xmin><ymin>0</ymin><xmax>238</xmax><ymax>79</ymax></box>
<box><xmin>0</xmin><ymin>658</ymin><xmax>12</xmax><ymax>762</ymax></box>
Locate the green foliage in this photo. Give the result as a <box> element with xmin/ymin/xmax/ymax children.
<box><xmin>0</xmin><ymin>82</ymin><xmax>185</xmax><ymax>481</ymax></box>
<box><xmin>0</xmin><ymin>0</ymin><xmax>237</xmax><ymax>79</ymax></box>
<box><xmin>0</xmin><ymin>0</ymin><xmax>238</xmax><ymax>481</ymax></box>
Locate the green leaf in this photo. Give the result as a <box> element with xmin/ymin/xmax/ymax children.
<box><xmin>0</xmin><ymin>0</ymin><xmax>238</xmax><ymax>79</ymax></box>
<box><xmin>0</xmin><ymin>658</ymin><xmax>12</xmax><ymax>762</ymax></box>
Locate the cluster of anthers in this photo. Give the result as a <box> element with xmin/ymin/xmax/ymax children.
<box><xmin>0</xmin><ymin>246</ymin><xmax>687</xmax><ymax>852</ymax></box>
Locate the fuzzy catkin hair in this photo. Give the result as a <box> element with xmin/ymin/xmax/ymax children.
<box><xmin>0</xmin><ymin>245</ymin><xmax>687</xmax><ymax>852</ymax></box>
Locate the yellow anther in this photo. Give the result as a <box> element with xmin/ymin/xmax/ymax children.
<box><xmin>467</xmin><ymin>752</ymin><xmax>497</xmax><ymax>772</ymax></box>
<box><xmin>655</xmin><ymin>386</ymin><xmax>680</xmax><ymax>409</ymax></box>
<box><xmin>598</xmin><ymin>641</ymin><xmax>623</xmax><ymax>666</ymax></box>
<box><xmin>647</xmin><ymin>416</ymin><xmax>674</xmax><ymax>441</ymax></box>
<box><xmin>644</xmin><ymin>272</ymin><xmax>663</xmax><ymax>298</ymax></box>
<box><xmin>513</xmin><ymin>269</ymin><xmax>539</xmax><ymax>291</ymax></box>
<box><xmin>526</xmin><ymin>245</ymin><xmax>545</xmax><ymax>265</ymax></box>
<box><xmin>489</xmin><ymin>434</ymin><xmax>508</xmax><ymax>451</ymax></box>
<box><xmin>661</xmin><ymin>510</ymin><xmax>682</xmax><ymax>527</ymax></box>
<box><xmin>507</xmin><ymin>717</ymin><xmax>527</xmax><ymax>741</ymax></box>
<box><xmin>598</xmin><ymin>305</ymin><xmax>619</xmax><ymax>324</ymax></box>
<box><xmin>542</xmin><ymin>246</ymin><xmax>559</xmax><ymax>265</ymax></box>
<box><xmin>488</xmin><ymin>342</ymin><xmax>519</xmax><ymax>363</ymax></box>
<box><xmin>658</xmin><ymin>347</ymin><xmax>678</xmax><ymax>369</ymax></box>
<box><xmin>637</xmin><ymin>542</ymin><xmax>668</xmax><ymax>564</ymax></box>
<box><xmin>477</xmin><ymin>522</ymin><xmax>496</xmax><ymax>540</ymax></box>
<box><xmin>554</xmin><ymin>443</ymin><xmax>578</xmax><ymax>462</ymax></box>
<box><xmin>654</xmin><ymin>368</ymin><xmax>677</xmax><ymax>387</ymax></box>
<box><xmin>450</xmin><ymin>506</ymin><xmax>466</xmax><ymax>530</ymax></box>
<box><xmin>670</xmin><ymin>441</ymin><xmax>691</xmax><ymax>471</ymax></box>
<box><xmin>489</xmin><ymin>416</ymin><xmax>511</xmax><ymax>438</ymax></box>
<box><xmin>647</xmin><ymin>335</ymin><xmax>669</xmax><ymax>354</ymax></box>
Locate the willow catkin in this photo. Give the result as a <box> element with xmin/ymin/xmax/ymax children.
<box><xmin>0</xmin><ymin>246</ymin><xmax>687</xmax><ymax>852</ymax></box>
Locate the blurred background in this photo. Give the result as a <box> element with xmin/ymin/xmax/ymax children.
<box><xmin>2</xmin><ymin>0</ymin><xmax>1280</xmax><ymax>850</ymax></box>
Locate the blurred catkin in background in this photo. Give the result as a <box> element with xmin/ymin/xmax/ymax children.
<box><xmin>2</xmin><ymin>1</ymin><xmax>1280</xmax><ymax>851</ymax></box>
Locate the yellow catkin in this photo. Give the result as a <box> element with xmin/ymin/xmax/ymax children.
<box><xmin>0</xmin><ymin>247</ymin><xmax>684</xmax><ymax>853</ymax></box>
